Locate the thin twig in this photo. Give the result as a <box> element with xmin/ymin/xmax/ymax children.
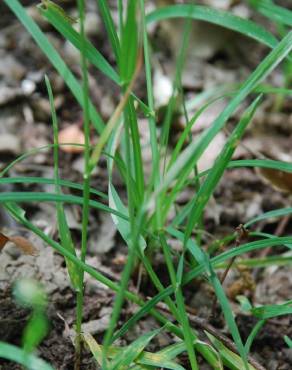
<box><xmin>210</xmin><ymin>224</ymin><xmax>249</xmax><ymax>317</ymax></box>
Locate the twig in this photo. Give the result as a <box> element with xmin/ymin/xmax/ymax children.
<box><xmin>210</xmin><ymin>224</ymin><xmax>249</xmax><ymax>317</ymax></box>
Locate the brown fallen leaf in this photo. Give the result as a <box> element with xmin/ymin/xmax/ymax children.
<box><xmin>0</xmin><ymin>232</ymin><xmax>38</xmax><ymax>256</ymax></box>
<box><xmin>257</xmin><ymin>167</ymin><xmax>292</xmax><ymax>194</ymax></box>
<box><xmin>9</xmin><ymin>236</ymin><xmax>38</xmax><ymax>256</ymax></box>
<box><xmin>0</xmin><ymin>232</ymin><xmax>9</xmax><ymax>251</ymax></box>
<box><xmin>58</xmin><ymin>124</ymin><xmax>85</xmax><ymax>153</ymax></box>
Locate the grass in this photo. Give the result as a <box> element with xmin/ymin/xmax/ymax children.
<box><xmin>1</xmin><ymin>0</ymin><xmax>292</xmax><ymax>369</ymax></box>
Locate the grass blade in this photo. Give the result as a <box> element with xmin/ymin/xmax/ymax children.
<box><xmin>126</xmin><ymin>235</ymin><xmax>292</xmax><ymax>336</ymax></box>
<box><xmin>249</xmin><ymin>0</ymin><xmax>292</xmax><ymax>27</ymax></box>
<box><xmin>244</xmin><ymin>320</ymin><xmax>265</xmax><ymax>354</ymax></box>
<box><xmin>156</xmin><ymin>30</ymin><xmax>292</xmax><ymax>198</ymax></box>
<box><xmin>206</xmin><ymin>334</ymin><xmax>257</xmax><ymax>370</ymax></box>
<box><xmin>184</xmin><ymin>96</ymin><xmax>262</xmax><ymax>243</ymax></box>
<box><xmin>0</xmin><ymin>176</ymin><xmax>107</xmax><ymax>200</ymax></box>
<box><xmin>109</xmin><ymin>329</ymin><xmax>161</xmax><ymax>370</ymax></box>
<box><xmin>4</xmin><ymin>0</ymin><xmax>104</xmax><ymax>134</ymax></box>
<box><xmin>0</xmin><ymin>191</ymin><xmax>127</xmax><ymax>220</ymax></box>
<box><xmin>39</xmin><ymin>3</ymin><xmax>119</xmax><ymax>83</ymax></box>
<box><xmin>245</xmin><ymin>207</ymin><xmax>292</xmax><ymax>228</ymax></box>
<box><xmin>95</xmin><ymin>0</ymin><xmax>120</xmax><ymax>63</ymax></box>
<box><xmin>0</xmin><ymin>342</ymin><xmax>54</xmax><ymax>370</ymax></box>
<box><xmin>146</xmin><ymin>4</ymin><xmax>278</xmax><ymax>48</ymax></box>
<box><xmin>251</xmin><ymin>300</ymin><xmax>292</xmax><ymax>320</ymax></box>
<box><xmin>45</xmin><ymin>75</ymin><xmax>80</xmax><ymax>290</ymax></box>
<box><xmin>160</xmin><ymin>233</ymin><xmax>198</xmax><ymax>370</ymax></box>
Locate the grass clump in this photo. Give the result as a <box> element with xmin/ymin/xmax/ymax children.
<box><xmin>1</xmin><ymin>0</ymin><xmax>292</xmax><ymax>369</ymax></box>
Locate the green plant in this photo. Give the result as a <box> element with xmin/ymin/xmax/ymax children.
<box><xmin>0</xmin><ymin>279</ymin><xmax>52</xmax><ymax>370</ymax></box>
<box><xmin>2</xmin><ymin>0</ymin><xmax>292</xmax><ymax>369</ymax></box>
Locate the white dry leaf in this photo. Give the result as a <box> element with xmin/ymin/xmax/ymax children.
<box><xmin>153</xmin><ymin>69</ymin><xmax>173</xmax><ymax>108</ymax></box>
<box><xmin>232</xmin><ymin>4</ymin><xmax>251</xmax><ymax>18</ymax></box>
<box><xmin>204</xmin><ymin>0</ymin><xmax>232</xmax><ymax>10</ymax></box>
<box><xmin>139</xmin><ymin>118</ymin><xmax>153</xmax><ymax>179</ymax></box>
<box><xmin>83</xmin><ymin>13</ymin><xmax>101</xmax><ymax>36</ymax></box>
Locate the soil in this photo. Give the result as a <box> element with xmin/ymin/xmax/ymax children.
<box><xmin>1</xmin><ymin>0</ymin><xmax>292</xmax><ymax>369</ymax></box>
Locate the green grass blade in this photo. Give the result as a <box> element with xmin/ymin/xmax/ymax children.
<box><xmin>108</xmin><ymin>183</ymin><xmax>146</xmax><ymax>251</ymax></box>
<box><xmin>168</xmin><ymin>97</ymin><xmax>225</xmax><ymax>171</ymax></box>
<box><xmin>0</xmin><ymin>342</ymin><xmax>54</xmax><ymax>370</ymax></box>
<box><xmin>249</xmin><ymin>0</ymin><xmax>292</xmax><ymax>27</ymax></box>
<box><xmin>102</xmin><ymin>2</ymin><xmax>144</xmax><ymax>354</ymax></box>
<box><xmin>185</xmin><ymin>235</ymin><xmax>248</xmax><ymax>367</ymax></box>
<box><xmin>124</xmin><ymin>97</ymin><xmax>145</xmax><ymax>203</ymax></box>
<box><xmin>39</xmin><ymin>3</ymin><xmax>119</xmax><ymax>83</ymax></box>
<box><xmin>83</xmin><ymin>335</ymin><xmax>188</xmax><ymax>370</ymax></box>
<box><xmin>207</xmin><ymin>262</ymin><xmax>248</xmax><ymax>367</ymax></box>
<box><xmin>171</xmin><ymin>158</ymin><xmax>292</xmax><ymax>228</ymax></box>
<box><xmin>284</xmin><ymin>336</ymin><xmax>292</xmax><ymax>348</ymax></box>
<box><xmin>45</xmin><ymin>75</ymin><xmax>80</xmax><ymax>290</ymax></box>
<box><xmin>109</xmin><ymin>329</ymin><xmax>161</xmax><ymax>370</ymax></box>
<box><xmin>160</xmin><ymin>234</ymin><xmax>198</xmax><ymax>370</ymax></box>
<box><xmin>0</xmin><ymin>143</ymin><xmax>81</xmax><ymax>178</ymax></box>
<box><xmin>120</xmin><ymin>0</ymin><xmax>138</xmax><ymax>84</ymax></box>
<box><xmin>3</xmin><ymin>202</ymin><xmax>140</xmax><ymax>304</ymax></box>
<box><xmin>184</xmin><ymin>96</ymin><xmax>261</xmax><ymax>243</ymax></box>
<box><xmin>206</xmin><ymin>334</ymin><xmax>257</xmax><ymax>370</ymax></box>
<box><xmin>126</xmin><ymin>235</ymin><xmax>292</xmax><ymax>336</ymax></box>
<box><xmin>157</xmin><ymin>30</ymin><xmax>292</xmax><ymax>198</ymax></box>
<box><xmin>146</xmin><ymin>4</ymin><xmax>278</xmax><ymax>49</ymax></box>
<box><xmin>22</xmin><ymin>311</ymin><xmax>49</xmax><ymax>354</ymax></box>
<box><xmin>38</xmin><ymin>1</ymin><xmax>152</xmax><ymax>116</ymax></box>
<box><xmin>119</xmin><ymin>3</ymin><xmax>145</xmax><ymax>200</ymax></box>
<box><xmin>140</xmin><ymin>0</ymin><xmax>160</xmax><ymax>200</ymax></box>
<box><xmin>96</xmin><ymin>0</ymin><xmax>121</xmax><ymax>63</ymax></box>
<box><xmin>216</xmin><ymin>255</ymin><xmax>292</xmax><ymax>269</ymax></box>
<box><xmin>0</xmin><ymin>191</ymin><xmax>127</xmax><ymax>220</ymax></box>
<box><xmin>250</xmin><ymin>231</ymin><xmax>292</xmax><ymax>250</ymax></box>
<box><xmin>251</xmin><ymin>300</ymin><xmax>292</xmax><ymax>320</ymax></box>
<box><xmin>244</xmin><ymin>320</ymin><xmax>265</xmax><ymax>354</ymax></box>
<box><xmin>228</xmin><ymin>159</ymin><xmax>292</xmax><ymax>172</ymax></box>
<box><xmin>4</xmin><ymin>0</ymin><xmax>104</xmax><ymax>134</ymax></box>
<box><xmin>183</xmin><ymin>158</ymin><xmax>292</xmax><ymax>185</ymax></box>
<box><xmin>0</xmin><ymin>176</ymin><xmax>107</xmax><ymax>200</ymax></box>
<box><xmin>82</xmin><ymin>333</ymin><xmax>104</xmax><ymax>367</ymax></box>
<box><xmin>245</xmin><ymin>207</ymin><xmax>292</xmax><ymax>228</ymax></box>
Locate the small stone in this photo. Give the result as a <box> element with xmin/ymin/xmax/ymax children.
<box><xmin>0</xmin><ymin>133</ymin><xmax>21</xmax><ymax>154</ymax></box>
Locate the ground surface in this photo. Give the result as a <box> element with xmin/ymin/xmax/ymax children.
<box><xmin>0</xmin><ymin>0</ymin><xmax>292</xmax><ymax>369</ymax></box>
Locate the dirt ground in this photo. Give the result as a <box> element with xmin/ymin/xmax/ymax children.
<box><xmin>1</xmin><ymin>0</ymin><xmax>292</xmax><ymax>369</ymax></box>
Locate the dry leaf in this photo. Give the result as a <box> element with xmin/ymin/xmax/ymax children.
<box><xmin>0</xmin><ymin>232</ymin><xmax>38</xmax><ymax>255</ymax></box>
<box><xmin>0</xmin><ymin>232</ymin><xmax>9</xmax><ymax>251</ymax></box>
<box><xmin>9</xmin><ymin>236</ymin><xmax>38</xmax><ymax>256</ymax></box>
<box><xmin>58</xmin><ymin>124</ymin><xmax>85</xmax><ymax>153</ymax></box>
<box><xmin>257</xmin><ymin>168</ymin><xmax>292</xmax><ymax>194</ymax></box>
